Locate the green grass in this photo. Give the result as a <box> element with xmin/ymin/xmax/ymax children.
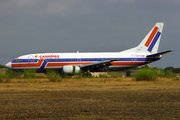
<box><xmin>108</xmin><ymin>72</ymin><xmax>124</xmax><ymax>78</ymax></box>
<box><xmin>74</xmin><ymin>74</ymin><xmax>82</xmax><ymax>79</ymax></box>
<box><xmin>0</xmin><ymin>67</ymin><xmax>178</xmax><ymax>84</ymax></box>
<box><xmin>99</xmin><ymin>74</ymin><xmax>108</xmax><ymax>78</ymax></box>
<box><xmin>61</xmin><ymin>74</ymin><xmax>72</xmax><ymax>78</ymax></box>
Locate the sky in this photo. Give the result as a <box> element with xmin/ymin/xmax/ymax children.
<box><xmin>0</xmin><ymin>0</ymin><xmax>179</xmax><ymax>68</ymax></box>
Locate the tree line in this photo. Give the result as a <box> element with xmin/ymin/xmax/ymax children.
<box><xmin>164</xmin><ymin>67</ymin><xmax>180</xmax><ymax>73</ymax></box>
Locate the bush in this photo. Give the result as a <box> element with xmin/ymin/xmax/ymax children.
<box><xmin>135</xmin><ymin>68</ymin><xmax>158</xmax><ymax>81</ymax></box>
<box><xmin>126</xmin><ymin>70</ymin><xmax>131</xmax><ymax>77</ymax></box>
<box><xmin>6</xmin><ymin>69</ymin><xmax>21</xmax><ymax>79</ymax></box>
<box><xmin>0</xmin><ymin>72</ymin><xmax>4</xmax><ymax>78</ymax></box>
<box><xmin>173</xmin><ymin>77</ymin><xmax>179</xmax><ymax>81</ymax></box>
<box><xmin>0</xmin><ymin>64</ymin><xmax>5</xmax><ymax>68</ymax></box>
<box><xmin>47</xmin><ymin>71</ymin><xmax>62</xmax><ymax>82</ymax></box>
<box><xmin>153</xmin><ymin>68</ymin><xmax>165</xmax><ymax>77</ymax></box>
<box><xmin>23</xmin><ymin>69</ymin><xmax>36</xmax><ymax>79</ymax></box>
<box><xmin>165</xmin><ymin>70</ymin><xmax>174</xmax><ymax>77</ymax></box>
<box><xmin>0</xmin><ymin>78</ymin><xmax>3</xmax><ymax>83</ymax></box>
<box><xmin>0</xmin><ymin>71</ymin><xmax>6</xmax><ymax>82</ymax></box>
<box><xmin>0</xmin><ymin>70</ymin><xmax>21</xmax><ymax>82</ymax></box>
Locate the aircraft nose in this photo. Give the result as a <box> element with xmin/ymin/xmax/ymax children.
<box><xmin>5</xmin><ymin>62</ymin><xmax>11</xmax><ymax>68</ymax></box>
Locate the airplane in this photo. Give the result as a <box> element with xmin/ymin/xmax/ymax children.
<box><xmin>5</xmin><ymin>23</ymin><xmax>173</xmax><ymax>74</ymax></box>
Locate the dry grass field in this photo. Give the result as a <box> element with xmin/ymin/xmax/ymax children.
<box><xmin>0</xmin><ymin>77</ymin><xmax>180</xmax><ymax>119</ymax></box>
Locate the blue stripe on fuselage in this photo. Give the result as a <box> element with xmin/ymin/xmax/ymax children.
<box><xmin>40</xmin><ymin>59</ymin><xmax>48</xmax><ymax>70</ymax></box>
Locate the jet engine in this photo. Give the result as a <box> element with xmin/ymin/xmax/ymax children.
<box><xmin>62</xmin><ymin>65</ymin><xmax>81</xmax><ymax>74</ymax></box>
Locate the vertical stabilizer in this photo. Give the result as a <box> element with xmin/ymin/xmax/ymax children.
<box><xmin>136</xmin><ymin>23</ymin><xmax>164</xmax><ymax>53</ymax></box>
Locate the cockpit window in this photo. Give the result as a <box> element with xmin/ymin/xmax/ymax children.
<box><xmin>13</xmin><ymin>58</ymin><xmax>21</xmax><ymax>62</ymax></box>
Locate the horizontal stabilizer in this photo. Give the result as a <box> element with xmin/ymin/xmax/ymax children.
<box><xmin>147</xmin><ymin>49</ymin><xmax>174</xmax><ymax>57</ymax></box>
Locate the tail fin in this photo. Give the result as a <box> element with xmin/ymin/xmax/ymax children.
<box><xmin>136</xmin><ymin>22</ymin><xmax>164</xmax><ymax>53</ymax></box>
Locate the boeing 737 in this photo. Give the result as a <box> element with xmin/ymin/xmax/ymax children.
<box><xmin>5</xmin><ymin>23</ymin><xmax>173</xmax><ymax>74</ymax></box>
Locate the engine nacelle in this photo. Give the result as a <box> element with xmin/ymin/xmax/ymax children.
<box><xmin>62</xmin><ymin>65</ymin><xmax>81</xmax><ymax>74</ymax></box>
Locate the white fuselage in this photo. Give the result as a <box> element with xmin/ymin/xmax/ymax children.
<box><xmin>5</xmin><ymin>52</ymin><xmax>159</xmax><ymax>73</ymax></box>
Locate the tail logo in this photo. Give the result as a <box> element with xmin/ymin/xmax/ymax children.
<box><xmin>144</xmin><ymin>26</ymin><xmax>161</xmax><ymax>52</ymax></box>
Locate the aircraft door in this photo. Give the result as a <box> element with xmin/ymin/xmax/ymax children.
<box><xmin>131</xmin><ymin>54</ymin><xmax>136</xmax><ymax>65</ymax></box>
<box><xmin>28</xmin><ymin>56</ymin><xmax>34</xmax><ymax>65</ymax></box>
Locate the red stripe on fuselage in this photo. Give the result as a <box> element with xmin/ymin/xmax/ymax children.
<box><xmin>46</xmin><ymin>62</ymin><xmax>92</xmax><ymax>67</ymax></box>
<box><xmin>145</xmin><ymin>26</ymin><xmax>159</xmax><ymax>47</ymax></box>
<box><xmin>12</xmin><ymin>61</ymin><xmax>150</xmax><ymax>68</ymax></box>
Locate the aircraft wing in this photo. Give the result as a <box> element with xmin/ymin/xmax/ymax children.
<box><xmin>147</xmin><ymin>49</ymin><xmax>174</xmax><ymax>58</ymax></box>
<box><xmin>80</xmin><ymin>59</ymin><xmax>117</xmax><ymax>72</ymax></box>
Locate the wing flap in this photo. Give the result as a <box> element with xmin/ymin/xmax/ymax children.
<box><xmin>80</xmin><ymin>59</ymin><xmax>117</xmax><ymax>72</ymax></box>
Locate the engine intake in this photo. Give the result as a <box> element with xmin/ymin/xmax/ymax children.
<box><xmin>62</xmin><ymin>65</ymin><xmax>81</xmax><ymax>74</ymax></box>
